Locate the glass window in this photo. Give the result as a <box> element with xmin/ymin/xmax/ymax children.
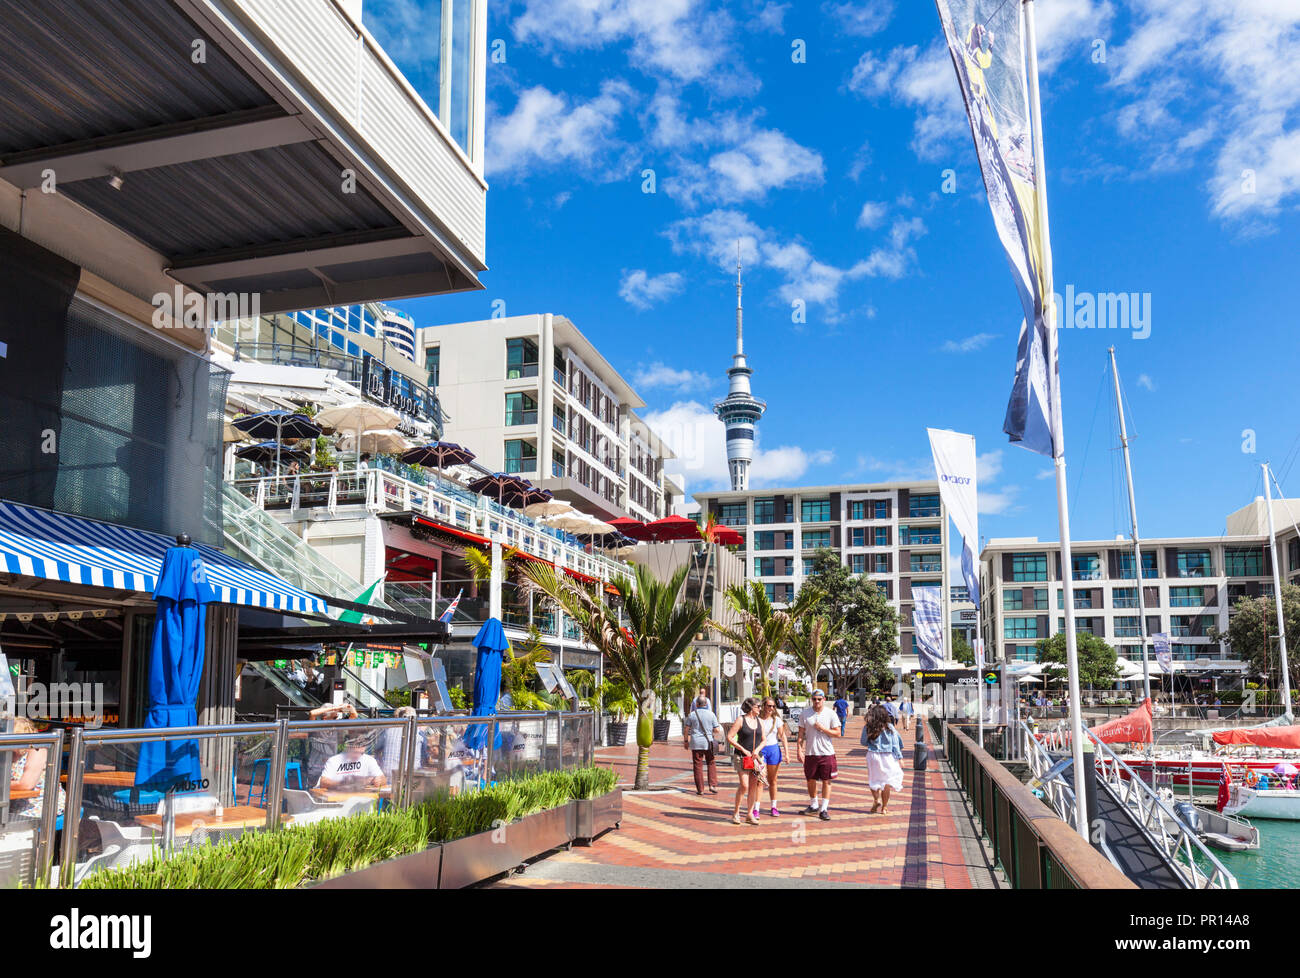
<box><xmin>1006</xmin><ymin>617</ymin><xmax>1039</xmax><ymax>639</ymax></box>
<box><xmin>848</xmin><ymin>500</ymin><xmax>866</xmax><ymax>520</ymax></box>
<box><xmin>503</xmin><ymin>439</ymin><xmax>536</xmax><ymax>473</ymax></box>
<box><xmin>872</xmin><ymin>554</ymin><xmax>889</xmax><ymax>573</ymax></box>
<box><xmin>424</xmin><ymin>346</ymin><xmax>440</xmax><ymax>387</ymax></box>
<box><xmin>1117</xmin><ymin>551</ymin><xmax>1159</xmax><ymax>579</ymax></box>
<box><xmin>755</xmin><ymin>557</ymin><xmax>776</xmax><ymax>577</ymax></box>
<box><xmin>1225</xmin><ymin>548</ymin><xmax>1263</xmax><ymax>576</ymax></box>
<box><xmin>909</xmin><ymin>493</ymin><xmax>940</xmax><ymax>518</ymax></box>
<box><xmin>1113</xmin><ymin>587</ymin><xmax>1138</xmax><ymax>608</ymax></box>
<box><xmin>802</xmin><ymin>530</ymin><xmax>831</xmax><ymax>550</ymax></box>
<box><xmin>1057</xmin><ymin>589</ymin><xmax>1094</xmax><ymax>609</ymax></box>
<box><xmin>1290</xmin><ymin>538</ymin><xmax>1300</xmax><ymax>573</ymax></box>
<box><xmin>1057</xmin><ymin>617</ymin><xmax>1100</xmax><ymax>635</ymax></box>
<box><xmin>849</xmin><ymin>527</ymin><xmax>866</xmax><ymax>547</ymax></box>
<box><xmin>910</xmin><ymin>553</ymin><xmax>942</xmax><ymax>573</ymax></box>
<box><xmin>1114</xmin><ymin>616</ymin><xmax>1141</xmax><ymax>638</ymax></box>
<box><xmin>1034</xmin><ymin>588</ymin><xmax>1048</xmax><ymax>610</ymax></box>
<box><xmin>802</xmin><ymin>558</ymin><xmax>817</xmax><ymax>576</ymax></box>
<box><xmin>763</xmin><ymin>583</ymin><xmax>776</xmax><ymax>601</ymax></box>
<box><xmin>850</xmin><ymin>554</ymin><xmax>867</xmax><ymax>574</ymax></box>
<box><xmin>506</xmin><ymin>337</ymin><xmax>539</xmax><ymax>379</ymax></box>
<box><xmin>1177</xmin><ymin>550</ymin><xmax>1213</xmax><ymax>578</ymax></box>
<box><xmin>1004</xmin><ymin>590</ymin><xmax>1024</xmax><ymax>611</ymax></box>
<box><xmin>902</xmin><ymin>525</ymin><xmax>941</xmax><ymax>546</ymax></box>
<box><xmin>873</xmin><ymin>500</ymin><xmax>887</xmax><ymax>519</ymax></box>
<box><xmin>504</xmin><ymin>391</ymin><xmax>537</xmax><ymax>426</ymax></box>
<box><xmin>1072</xmin><ymin>553</ymin><xmax>1102</xmax><ymax>581</ymax></box>
<box><xmin>801</xmin><ymin>498</ymin><xmax>831</xmax><ymax>522</ymax></box>
<box><xmin>753</xmin><ymin>531</ymin><xmax>775</xmax><ymax>551</ymax></box>
<box><xmin>1012</xmin><ymin>553</ymin><xmax>1047</xmax><ymax>582</ymax></box>
<box><xmin>1170</xmin><ymin>586</ymin><xmax>1202</xmax><ymax>607</ymax></box>
<box><xmin>753</xmin><ymin>498</ymin><xmax>775</xmax><ymax>524</ymax></box>
<box><xmin>719</xmin><ymin>502</ymin><xmax>747</xmax><ymax>526</ymax></box>
<box><xmin>874</xmin><ymin>527</ymin><xmax>888</xmax><ymax>546</ymax></box>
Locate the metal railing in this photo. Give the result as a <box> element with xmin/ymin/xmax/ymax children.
<box><xmin>0</xmin><ymin>730</ymin><xmax>65</xmax><ymax>890</ymax></box>
<box><xmin>41</xmin><ymin>711</ymin><xmax>597</xmax><ymax>889</ymax></box>
<box><xmin>1019</xmin><ymin>720</ymin><xmax>1079</xmax><ymax>830</ymax></box>
<box><xmin>230</xmin><ymin>470</ymin><xmax>633</xmax><ymax>585</ymax></box>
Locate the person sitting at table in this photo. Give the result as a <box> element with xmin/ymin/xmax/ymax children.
<box><xmin>306</xmin><ymin>702</ymin><xmax>358</xmax><ymax>786</ymax></box>
<box><xmin>443</xmin><ymin>729</ymin><xmax>480</xmax><ymax>796</ymax></box>
<box><xmin>9</xmin><ymin>718</ymin><xmax>65</xmax><ymax>820</ymax></box>
<box><xmin>317</xmin><ymin>736</ymin><xmax>387</xmax><ymax>791</ymax></box>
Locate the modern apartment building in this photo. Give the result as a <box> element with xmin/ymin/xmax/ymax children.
<box><xmin>419</xmin><ymin>314</ymin><xmax>680</xmax><ymax>522</ymax></box>
<box><xmin>287</xmin><ymin>303</ymin><xmax>419</xmax><ymax>363</ymax></box>
<box><xmin>693</xmin><ymin>482</ymin><xmax>952</xmax><ymax>669</ymax></box>
<box><xmin>979</xmin><ymin>496</ymin><xmax>1300</xmax><ymax>679</ymax></box>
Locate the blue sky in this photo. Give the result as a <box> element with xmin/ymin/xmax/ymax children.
<box><xmin>370</xmin><ymin>0</ymin><xmax>1300</xmax><ymax>566</ymax></box>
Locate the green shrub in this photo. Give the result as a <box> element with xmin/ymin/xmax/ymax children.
<box><xmin>77</xmin><ymin>764</ymin><xmax>617</xmax><ymax>890</ymax></box>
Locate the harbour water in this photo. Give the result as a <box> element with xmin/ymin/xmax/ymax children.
<box><xmin>1217</xmin><ymin>818</ymin><xmax>1300</xmax><ymax>889</ymax></box>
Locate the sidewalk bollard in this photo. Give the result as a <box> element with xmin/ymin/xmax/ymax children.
<box><xmin>913</xmin><ymin>728</ymin><xmax>928</xmax><ymax>771</ymax></box>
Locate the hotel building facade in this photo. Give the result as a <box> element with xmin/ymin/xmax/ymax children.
<box><xmin>693</xmin><ymin>481</ymin><xmax>952</xmax><ymax>670</ymax></box>
<box><xmin>979</xmin><ymin>496</ymin><xmax>1300</xmax><ymax>683</ymax></box>
<box><xmin>419</xmin><ymin>313</ymin><xmax>682</xmax><ymax>522</ymax></box>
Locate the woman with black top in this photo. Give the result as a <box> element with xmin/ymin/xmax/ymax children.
<box><xmin>727</xmin><ymin>698</ymin><xmax>764</xmax><ymax>825</ymax></box>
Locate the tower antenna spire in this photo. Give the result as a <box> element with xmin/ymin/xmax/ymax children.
<box><xmin>713</xmin><ymin>243</ymin><xmax>765</xmax><ymax>491</ymax></box>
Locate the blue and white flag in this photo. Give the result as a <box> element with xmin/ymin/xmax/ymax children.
<box><xmin>438</xmin><ymin>588</ymin><xmax>463</xmax><ymax>624</ymax></box>
<box><xmin>1003</xmin><ymin>316</ymin><xmax>1057</xmax><ymax>457</ymax></box>
<box><xmin>913</xmin><ymin>586</ymin><xmax>945</xmax><ymax>670</ymax></box>
<box><xmin>927</xmin><ymin>428</ymin><xmax>981</xmax><ymax>610</ymax></box>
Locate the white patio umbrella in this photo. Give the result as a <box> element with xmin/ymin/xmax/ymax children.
<box><xmin>315</xmin><ymin>400</ymin><xmax>402</xmax><ymax>469</ymax></box>
<box><xmin>524</xmin><ymin>499</ymin><xmax>577</xmax><ymax>519</ymax></box>
<box><xmin>544</xmin><ymin>512</ymin><xmax>615</xmax><ymax>536</ymax></box>
<box><xmin>336</xmin><ymin>428</ymin><xmax>412</xmax><ymax>455</ymax></box>
<box><xmin>1017</xmin><ymin>675</ymin><xmax>1043</xmax><ymax>684</ymax></box>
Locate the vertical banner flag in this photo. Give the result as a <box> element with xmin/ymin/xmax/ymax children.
<box><xmin>1153</xmin><ymin>632</ymin><xmax>1172</xmax><ymax>673</ymax></box>
<box><xmin>913</xmin><ymin>586</ymin><xmax>945</xmax><ymax>670</ymax></box>
<box><xmin>927</xmin><ymin>428</ymin><xmax>980</xmax><ymax>612</ymax></box>
<box><xmin>934</xmin><ymin>0</ymin><xmax>1056</xmax><ymax>457</ymax></box>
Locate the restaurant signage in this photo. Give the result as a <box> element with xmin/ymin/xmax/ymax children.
<box><xmin>722</xmin><ymin>651</ymin><xmax>737</xmax><ymax>677</ymax></box>
<box><xmin>915</xmin><ymin>669</ymin><xmax>980</xmax><ymax>686</ymax></box>
<box><xmin>362</xmin><ymin>353</ymin><xmax>432</xmax><ymax>423</ymax></box>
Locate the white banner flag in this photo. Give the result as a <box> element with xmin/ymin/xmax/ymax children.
<box><xmin>928</xmin><ymin>428</ymin><xmax>980</xmax><ymax>610</ymax></box>
<box><xmin>913</xmin><ymin>585</ymin><xmax>945</xmax><ymax>670</ymax></box>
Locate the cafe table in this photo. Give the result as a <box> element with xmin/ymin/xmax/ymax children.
<box><xmin>60</xmin><ymin>771</ymin><xmax>136</xmax><ymax>787</ymax></box>
<box><xmin>134</xmin><ymin>806</ymin><xmax>288</xmax><ymax>836</ymax></box>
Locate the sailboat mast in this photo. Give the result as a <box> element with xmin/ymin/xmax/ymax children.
<box><xmin>1109</xmin><ymin>348</ymin><xmax>1151</xmax><ymax>702</ymax></box>
<box><xmin>1262</xmin><ymin>463</ymin><xmax>1293</xmax><ymax>719</ymax></box>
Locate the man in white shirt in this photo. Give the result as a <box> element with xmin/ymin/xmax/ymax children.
<box><xmin>796</xmin><ymin>690</ymin><xmax>841</xmax><ymax>820</ymax></box>
<box><xmin>317</xmin><ymin>738</ymin><xmax>387</xmax><ymax>790</ymax></box>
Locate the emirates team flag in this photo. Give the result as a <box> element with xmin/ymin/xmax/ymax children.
<box><xmin>927</xmin><ymin>428</ymin><xmax>980</xmax><ymax>610</ymax></box>
<box><xmin>913</xmin><ymin>586</ymin><xmax>945</xmax><ymax>670</ymax></box>
<box><xmin>934</xmin><ymin>0</ymin><xmax>1057</xmax><ymax>458</ymax></box>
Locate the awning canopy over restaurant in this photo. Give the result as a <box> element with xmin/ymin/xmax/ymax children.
<box><xmin>0</xmin><ymin>500</ymin><xmax>325</xmax><ymax>615</ymax></box>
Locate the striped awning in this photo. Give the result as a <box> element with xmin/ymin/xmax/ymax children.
<box><xmin>0</xmin><ymin>500</ymin><xmax>326</xmax><ymax>615</ymax></box>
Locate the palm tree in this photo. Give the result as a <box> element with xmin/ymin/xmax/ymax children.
<box><xmin>519</xmin><ymin>561</ymin><xmax>707</xmax><ymax>790</ymax></box>
<box><xmin>711</xmin><ymin>580</ymin><xmax>821</xmax><ymax>698</ymax></box>
<box><xmin>786</xmin><ymin>613</ymin><xmax>844</xmax><ymax>694</ymax></box>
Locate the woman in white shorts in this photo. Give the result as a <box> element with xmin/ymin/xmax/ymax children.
<box><xmin>861</xmin><ymin>704</ymin><xmax>904</xmax><ymax>814</ymax></box>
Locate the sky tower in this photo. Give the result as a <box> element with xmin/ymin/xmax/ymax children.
<box><xmin>713</xmin><ymin>250</ymin><xmax>766</xmax><ymax>491</ymax></box>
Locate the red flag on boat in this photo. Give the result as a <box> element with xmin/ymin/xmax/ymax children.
<box><xmin>1088</xmin><ymin>697</ymin><xmax>1154</xmax><ymax>745</ymax></box>
<box><xmin>1217</xmin><ymin>763</ymin><xmax>1231</xmax><ymax>813</ymax></box>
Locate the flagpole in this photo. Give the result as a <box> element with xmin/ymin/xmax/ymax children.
<box><xmin>1109</xmin><ymin>347</ymin><xmax>1151</xmax><ymax>703</ymax></box>
<box><xmin>1263</xmin><ymin>463</ymin><xmax>1293</xmax><ymax>720</ymax></box>
<box><xmin>1024</xmin><ymin>0</ymin><xmax>1088</xmax><ymax>843</ymax></box>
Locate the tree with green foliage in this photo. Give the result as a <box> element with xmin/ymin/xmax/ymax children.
<box><xmin>786</xmin><ymin>613</ymin><xmax>843</xmax><ymax>692</ymax></box>
<box><xmin>711</xmin><ymin>580</ymin><xmax>820</xmax><ymax>697</ymax></box>
<box><xmin>520</xmin><ymin>561</ymin><xmax>707</xmax><ymax>790</ymax></box>
<box><xmin>1215</xmin><ymin>583</ymin><xmax>1300</xmax><ymax>692</ymax></box>
<box><xmin>951</xmin><ymin>629</ymin><xmax>976</xmax><ymax>666</ymax></box>
<box><xmin>800</xmin><ymin>549</ymin><xmax>899</xmax><ymax>694</ymax></box>
<box><xmin>1034</xmin><ymin>631</ymin><xmax>1120</xmax><ymax>687</ymax></box>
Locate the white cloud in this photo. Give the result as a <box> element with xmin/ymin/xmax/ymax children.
<box><xmin>754</xmin><ymin>2</ymin><xmax>790</xmax><ymax>32</ymax></box>
<box><xmin>1036</xmin><ymin>468</ymin><xmax>1056</xmax><ymax>480</ymax></box>
<box><xmin>632</xmin><ymin>361</ymin><xmax>712</xmax><ymax>393</ymax></box>
<box><xmin>618</xmin><ymin>269</ymin><xmax>685</xmax><ymax>310</ymax></box>
<box><xmin>942</xmin><ymin>332</ymin><xmax>997</xmax><ymax>354</ymax></box>
<box><xmin>1034</xmin><ymin>0</ymin><xmax>1115</xmax><ymax>72</ymax></box>
<box><xmin>487</xmin><ymin>82</ymin><xmax>633</xmax><ymax>178</ymax></box>
<box><xmin>645</xmin><ymin>400</ymin><xmax>832</xmax><ymax>492</ymax></box>
<box><xmin>978</xmin><ymin>486</ymin><xmax>1019</xmax><ymax>516</ymax></box>
<box><xmin>856</xmin><ymin>200</ymin><xmax>888</xmax><ymax>229</ymax></box>
<box><xmin>512</xmin><ymin>0</ymin><xmax>752</xmax><ymax>90</ymax></box>
<box><xmin>823</xmin><ymin>0</ymin><xmax>894</xmax><ymax>37</ymax></box>
<box><xmin>847</xmin><ymin>45</ymin><xmax>966</xmax><ymax>161</ymax></box>
<box><xmin>976</xmin><ymin>450</ymin><xmax>1004</xmax><ymax>483</ymax></box>
<box><xmin>1108</xmin><ymin>0</ymin><xmax>1300</xmax><ymax>223</ymax></box>
<box><xmin>664</xmin><ymin>125</ymin><xmax>825</xmax><ymax>207</ymax></box>
<box><xmin>1137</xmin><ymin>373</ymin><xmax>1156</xmax><ymax>391</ymax></box>
<box><xmin>665</xmin><ymin>210</ymin><xmax>924</xmax><ymax>310</ymax></box>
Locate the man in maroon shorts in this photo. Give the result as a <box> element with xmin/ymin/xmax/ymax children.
<box><xmin>796</xmin><ymin>689</ymin><xmax>842</xmax><ymax>820</ymax></box>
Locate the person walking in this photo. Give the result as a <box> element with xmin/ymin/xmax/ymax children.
<box><xmin>883</xmin><ymin>694</ymin><xmax>901</xmax><ymax>726</ymax></box>
<box><xmin>796</xmin><ymin>689</ymin><xmax>841</xmax><ymax>820</ymax></box>
<box><xmin>832</xmin><ymin>690</ymin><xmax>850</xmax><ymax>739</ymax></box>
<box><xmin>899</xmin><ymin>695</ymin><xmax>915</xmax><ymax>732</ymax></box>
<box><xmin>861</xmin><ymin>704</ymin><xmax>904</xmax><ymax>815</ymax></box>
<box><xmin>727</xmin><ymin>698</ymin><xmax>765</xmax><ymax>824</ymax></box>
<box><xmin>757</xmin><ymin>696</ymin><xmax>789</xmax><ymax>817</ymax></box>
<box><xmin>683</xmin><ymin>696</ymin><xmax>723</xmax><ymax>795</ymax></box>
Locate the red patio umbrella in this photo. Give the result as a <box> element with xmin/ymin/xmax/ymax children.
<box><xmin>607</xmin><ymin>517</ymin><xmax>649</xmax><ymax>540</ymax></box>
<box><xmin>645</xmin><ymin>514</ymin><xmax>702</xmax><ymax>542</ymax></box>
<box><xmin>705</xmin><ymin>525</ymin><xmax>744</xmax><ymax>546</ymax></box>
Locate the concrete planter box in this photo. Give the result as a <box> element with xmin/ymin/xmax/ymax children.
<box><xmin>571</xmin><ymin>789</ymin><xmax>622</xmax><ymax>845</ymax></box>
<box><xmin>314</xmin><ymin>845</ymin><xmax>442</xmax><ymax>889</ymax></box>
<box><xmin>437</xmin><ymin>804</ymin><xmax>572</xmax><ymax>889</ymax></box>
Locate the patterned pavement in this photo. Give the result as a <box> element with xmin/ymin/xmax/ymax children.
<box><xmin>490</xmin><ymin>715</ymin><xmax>1005</xmax><ymax>889</ymax></box>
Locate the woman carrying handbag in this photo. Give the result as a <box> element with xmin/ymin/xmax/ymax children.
<box><xmin>727</xmin><ymin>698</ymin><xmax>765</xmax><ymax>825</ymax></box>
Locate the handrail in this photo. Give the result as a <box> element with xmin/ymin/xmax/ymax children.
<box><xmin>1019</xmin><ymin>720</ymin><xmax>1079</xmax><ymax>830</ymax></box>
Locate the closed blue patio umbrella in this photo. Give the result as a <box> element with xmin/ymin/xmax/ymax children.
<box><xmin>135</xmin><ymin>535</ymin><xmax>216</xmax><ymax>790</ymax></box>
<box><xmin>464</xmin><ymin>617</ymin><xmax>509</xmax><ymax>751</ymax></box>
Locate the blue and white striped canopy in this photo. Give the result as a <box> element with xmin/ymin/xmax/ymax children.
<box><xmin>0</xmin><ymin>500</ymin><xmax>326</xmax><ymax>615</ymax></box>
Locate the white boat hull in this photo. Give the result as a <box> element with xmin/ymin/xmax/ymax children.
<box><xmin>1222</xmin><ymin>786</ymin><xmax>1300</xmax><ymax>820</ymax></box>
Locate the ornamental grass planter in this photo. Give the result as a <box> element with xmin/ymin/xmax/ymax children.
<box><xmin>606</xmin><ymin>721</ymin><xmax>628</xmax><ymax>747</ymax></box>
<box><xmin>652</xmin><ymin>718</ymin><xmax>671</xmax><ymax>741</ymax></box>
<box><xmin>571</xmin><ymin>788</ymin><xmax>622</xmax><ymax>845</ymax></box>
<box><xmin>313</xmin><ymin>844</ymin><xmax>443</xmax><ymax>889</ymax></box>
<box><xmin>437</xmin><ymin>803</ymin><xmax>572</xmax><ymax>889</ymax></box>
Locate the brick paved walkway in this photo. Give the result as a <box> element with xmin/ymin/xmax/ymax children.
<box><xmin>491</xmin><ymin>715</ymin><xmax>1005</xmax><ymax>889</ymax></box>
